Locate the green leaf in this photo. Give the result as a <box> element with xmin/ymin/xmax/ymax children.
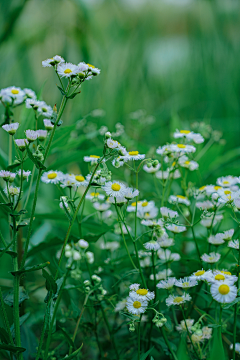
<box><xmin>42</xmin><ymin>268</ymin><xmax>57</xmax><ymax>294</ymax></box>
<box><xmin>57</xmin><ymin>325</ymin><xmax>75</xmax><ymax>349</ymax></box>
<box><xmin>0</xmin><ymin>248</ymin><xmax>17</xmax><ymax>258</ymax></box>
<box><xmin>11</xmin><ymin>312</ymin><xmax>31</xmax><ymax>337</ymax></box>
<box><xmin>0</xmin><ymin>327</ymin><xmax>11</xmax><ymax>344</ymax></box>
<box><xmin>207</xmin><ymin>328</ymin><xmax>226</xmax><ymax>360</ymax></box>
<box><xmin>0</xmin><ymin>344</ymin><xmax>26</xmax><ymax>353</ymax></box>
<box><xmin>66</xmin><ymin>91</ymin><xmax>80</xmax><ymax>99</ymax></box>
<box><xmin>26</xmin><ymin>144</ymin><xmax>46</xmax><ymax>170</ymax></box>
<box><xmin>140</xmin><ymin>347</ymin><xmax>154</xmax><ymax>360</ymax></box>
<box><xmin>70</xmin><ymin>299</ymin><xmax>80</xmax><ymax>319</ymax></box>
<box><xmin>57</xmin><ymin>85</ymin><xmax>67</xmax><ymax>96</ymax></box>
<box><xmin>11</xmin><ymin>261</ymin><xmax>50</xmax><ymax>276</ymax></box>
<box><xmin>223</xmin><ymin>297</ymin><xmax>240</xmax><ymax>309</ymax></box>
<box><xmin>7</xmin><ymin>159</ymin><xmax>24</xmax><ymax>170</ymax></box>
<box><xmin>177</xmin><ymin>335</ymin><xmax>190</xmax><ymax>360</ymax></box>
<box><xmin>59</xmin><ymin>343</ymin><xmax>83</xmax><ymax>360</ymax></box>
<box><xmin>3</xmin><ymin>287</ymin><xmax>29</xmax><ymax>307</ymax></box>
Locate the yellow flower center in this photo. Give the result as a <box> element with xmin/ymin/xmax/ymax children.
<box><xmin>90</xmin><ymin>192</ymin><xmax>99</xmax><ymax>197</ymax></box>
<box><xmin>224</xmin><ymin>190</ymin><xmax>231</xmax><ymax>195</ymax></box>
<box><xmin>199</xmin><ymin>186</ymin><xmax>206</xmax><ymax>191</ymax></box>
<box><xmin>195</xmin><ymin>270</ymin><xmax>205</xmax><ymax>276</ymax></box>
<box><xmin>223</xmin><ymin>181</ymin><xmax>229</xmax><ymax>184</ymax></box>
<box><xmin>142</xmin><ymin>201</ymin><xmax>148</xmax><ymax>207</ymax></box>
<box><xmin>177</xmin><ymin>195</ymin><xmax>186</xmax><ymax>199</ymax></box>
<box><xmin>64</xmin><ymin>68</ymin><xmax>72</xmax><ymax>74</ymax></box>
<box><xmin>214</xmin><ymin>186</ymin><xmax>222</xmax><ymax>190</ymax></box>
<box><xmin>90</xmin><ymin>155</ymin><xmax>100</xmax><ymax>158</ymax></box>
<box><xmin>87</xmin><ymin>63</ymin><xmax>95</xmax><ymax>69</ymax></box>
<box><xmin>221</xmin><ymin>271</ymin><xmax>231</xmax><ymax>275</ymax></box>
<box><xmin>111</xmin><ymin>183</ymin><xmax>121</xmax><ymax>191</ymax></box>
<box><xmin>184</xmin><ymin>161</ymin><xmax>190</xmax><ymax>165</ymax></box>
<box><xmin>136</xmin><ymin>289</ymin><xmax>148</xmax><ymax>296</ymax></box>
<box><xmin>177</xmin><ymin>144</ymin><xmax>186</xmax><ymax>149</ymax></box>
<box><xmin>145</xmin><ymin>212</ymin><xmax>150</xmax><ymax>217</ymax></box>
<box><xmin>131</xmin><ymin>202</ymin><xmax>137</xmax><ymax>207</ymax></box>
<box><xmin>133</xmin><ymin>301</ymin><xmax>142</xmax><ymax>309</ymax></box>
<box><xmin>219</xmin><ymin>284</ymin><xmax>230</xmax><ymax>295</ymax></box>
<box><xmin>173</xmin><ymin>297</ymin><xmax>183</xmax><ymax>303</ymax></box>
<box><xmin>215</xmin><ymin>274</ymin><xmax>225</xmax><ymax>281</ymax></box>
<box><xmin>47</xmin><ymin>172</ymin><xmax>57</xmax><ymax>179</ymax></box>
<box><xmin>129</xmin><ymin>151</ymin><xmax>139</xmax><ymax>156</ymax></box>
<box><xmin>11</xmin><ymin>89</ymin><xmax>19</xmax><ymax>94</ymax></box>
<box><xmin>172</xmin><ymin>161</ymin><xmax>176</xmax><ymax>167</ymax></box>
<box><xmin>180</xmin><ymin>130</ymin><xmax>191</xmax><ymax>134</ymax></box>
<box><xmin>182</xmin><ymin>282</ymin><xmax>189</xmax><ymax>287</ymax></box>
<box><xmin>75</xmin><ymin>175</ymin><xmax>84</xmax><ymax>182</ymax></box>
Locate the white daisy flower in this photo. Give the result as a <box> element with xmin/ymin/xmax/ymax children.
<box><xmin>217</xmin><ymin>188</ymin><xmax>240</xmax><ymax>204</ymax></box>
<box><xmin>201</xmin><ymin>252</ymin><xmax>221</xmax><ymax>264</ymax></box>
<box><xmin>120</xmin><ymin>151</ymin><xmax>145</xmax><ymax>162</ymax></box>
<box><xmin>160</xmin><ymin>207</ymin><xmax>178</xmax><ymax>219</ymax></box>
<box><xmin>14</xmin><ymin>139</ymin><xmax>28</xmax><ymax>151</ymax></box>
<box><xmin>57</xmin><ymin>62</ymin><xmax>79</xmax><ymax>78</ymax></box>
<box><xmin>143</xmin><ymin>163</ymin><xmax>161</xmax><ymax>173</ymax></box>
<box><xmin>202</xmin><ymin>326</ymin><xmax>212</xmax><ymax>340</ymax></box>
<box><xmin>42</xmin><ymin>55</ymin><xmax>64</xmax><ymax>67</ymax></box>
<box><xmin>127</xmin><ymin>201</ymin><xmax>143</xmax><ymax>212</ymax></box>
<box><xmin>17</xmin><ymin>170</ymin><xmax>31</xmax><ymax>181</ymax></box>
<box><xmin>169</xmin><ymin>195</ymin><xmax>190</xmax><ymax>206</ymax></box>
<box><xmin>37</xmin><ymin>101</ymin><xmax>53</xmax><ymax>118</ymax></box>
<box><xmin>41</xmin><ymin>170</ymin><xmax>64</xmax><ymax>184</ymax></box>
<box><xmin>221</xmin><ymin>229</ymin><xmax>234</xmax><ymax>241</ymax></box>
<box><xmin>155</xmin><ymin>169</ymin><xmax>181</xmax><ymax>180</ymax></box>
<box><xmin>158</xmin><ymin>237</ymin><xmax>174</xmax><ymax>248</ymax></box>
<box><xmin>228</xmin><ymin>240</ymin><xmax>239</xmax><ymax>250</ymax></box>
<box><xmin>23</xmin><ymin>88</ymin><xmax>36</xmax><ymax>99</ymax></box>
<box><xmin>175</xmin><ymin>277</ymin><xmax>197</xmax><ymax>289</ymax></box>
<box><xmin>36</xmin><ymin>129</ymin><xmax>48</xmax><ymax>141</ymax></box>
<box><xmin>129</xmin><ymin>287</ymin><xmax>155</xmax><ymax>301</ymax></box>
<box><xmin>86</xmin><ymin>63</ymin><xmax>101</xmax><ymax>76</ymax></box>
<box><xmin>124</xmin><ymin>188</ymin><xmax>139</xmax><ymax>200</ymax></box>
<box><xmin>2</xmin><ymin>123</ymin><xmax>19</xmax><ymax>135</ymax></box>
<box><xmin>189</xmin><ymin>269</ymin><xmax>208</xmax><ymax>281</ymax></box>
<box><xmin>173</xmin><ymin>130</ymin><xmax>204</xmax><ymax>144</ymax></box>
<box><xmin>150</xmin><ymin>269</ymin><xmax>173</xmax><ymax>281</ymax></box>
<box><xmin>126</xmin><ymin>293</ymin><xmax>148</xmax><ymax>315</ymax></box>
<box><xmin>73</xmin><ymin>174</ymin><xmax>88</xmax><ymax>187</ymax></box>
<box><xmin>85</xmin><ymin>192</ymin><xmax>105</xmax><ymax>201</ymax></box>
<box><xmin>102</xmin><ymin>181</ymin><xmax>127</xmax><ymax>198</ymax></box>
<box><xmin>143</xmin><ymin>240</ymin><xmax>160</xmax><ymax>251</ymax></box>
<box><xmin>166</xmin><ymin>293</ymin><xmax>191</xmax><ymax>307</ymax></box>
<box><xmin>112</xmin><ymin>157</ymin><xmax>125</xmax><ymax>168</ymax></box>
<box><xmin>93</xmin><ymin>202</ymin><xmax>111</xmax><ymax>211</ymax></box>
<box><xmin>200</xmin><ymin>214</ymin><xmax>223</xmax><ymax>228</ymax></box>
<box><xmin>141</xmin><ymin>219</ymin><xmax>163</xmax><ymax>228</ymax></box>
<box><xmin>60</xmin><ymin>178</ymin><xmax>77</xmax><ymax>188</ymax></box>
<box><xmin>210</xmin><ymin>281</ymin><xmax>237</xmax><ymax>303</ymax></box>
<box><xmin>196</xmin><ymin>200</ymin><xmax>215</xmax><ymax>210</ymax></box>
<box><xmin>205</xmin><ymin>270</ymin><xmax>237</xmax><ymax>284</ymax></box>
<box><xmin>108</xmin><ymin>196</ymin><xmax>127</xmax><ymax>205</ymax></box>
<box><xmin>176</xmin><ymin>319</ymin><xmax>195</xmax><ymax>333</ymax></box>
<box><xmin>158</xmin><ymin>249</ymin><xmax>180</xmax><ymax>262</ymax></box>
<box><xmin>104</xmin><ymin>241</ymin><xmax>120</xmax><ymax>252</ymax></box>
<box><xmin>0</xmin><ymin>170</ymin><xmax>13</xmax><ymax>181</ymax></box>
<box><xmin>4</xmin><ymin>186</ymin><xmax>20</xmax><ymax>197</ymax></box>
<box><xmin>138</xmin><ymin>207</ymin><xmax>158</xmax><ymax>220</ymax></box>
<box><xmin>78</xmin><ymin>239</ymin><xmax>89</xmax><ymax>249</ymax></box>
<box><xmin>43</xmin><ymin>119</ymin><xmax>54</xmax><ymax>130</ymax></box>
<box><xmin>208</xmin><ymin>235</ymin><xmax>225</xmax><ymax>245</ymax></box>
<box><xmin>84</xmin><ymin>155</ymin><xmax>101</xmax><ymax>164</ymax></box>
<box><xmin>106</xmin><ymin>138</ymin><xmax>119</xmax><ymax>149</ymax></box>
<box><xmin>157</xmin><ymin>277</ymin><xmax>176</xmax><ymax>290</ymax></box>
<box><xmin>216</xmin><ymin>175</ymin><xmax>239</xmax><ymax>188</ymax></box>
<box><xmin>170</xmin><ymin>144</ymin><xmax>196</xmax><ymax>154</ymax></box>
<box><xmin>166</xmin><ymin>224</ymin><xmax>186</xmax><ymax>233</ymax></box>
<box><xmin>2</xmin><ymin>86</ymin><xmax>25</xmax><ymax>103</ymax></box>
<box><xmin>129</xmin><ymin>283</ymin><xmax>140</xmax><ymax>291</ymax></box>
<box><xmin>179</xmin><ymin>156</ymin><xmax>199</xmax><ymax>171</ymax></box>
<box><xmin>140</xmin><ymin>256</ymin><xmax>151</xmax><ymax>268</ymax></box>
<box><xmin>25</xmin><ymin>130</ymin><xmax>38</xmax><ymax>142</ymax></box>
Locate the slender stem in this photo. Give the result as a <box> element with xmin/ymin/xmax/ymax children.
<box><xmin>0</xmin><ymin>229</ymin><xmax>7</xmax><ymax>247</ymax></box>
<box><xmin>115</xmin><ymin>204</ymin><xmax>137</xmax><ymax>270</ymax></box>
<box><xmin>138</xmin><ymin>316</ymin><xmax>141</xmax><ymax>360</ymax></box>
<box><xmin>14</xmin><ymin>152</ymin><xmax>23</xmax><ymax>210</ymax></box>
<box><xmin>101</xmin><ymin>304</ymin><xmax>120</xmax><ymax>360</ymax></box>
<box><xmin>12</xmin><ymin>218</ymin><xmax>23</xmax><ymax>360</ymax></box>
<box><xmin>181</xmin><ymin>306</ymin><xmax>200</xmax><ymax>359</ymax></box>
<box><xmin>9</xmin><ymin>134</ymin><xmax>12</xmax><ymax>166</ymax></box>
<box><xmin>161</xmin><ymin>327</ymin><xmax>178</xmax><ymax>360</ymax></box>
<box><xmin>191</xmin><ymin>226</ymin><xmax>202</xmax><ymax>265</ymax></box>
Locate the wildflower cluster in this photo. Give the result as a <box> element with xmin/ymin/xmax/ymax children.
<box><xmin>0</xmin><ymin>54</ymin><xmax>240</xmax><ymax>360</ymax></box>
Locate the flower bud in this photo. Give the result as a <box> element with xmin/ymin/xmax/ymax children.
<box><xmin>129</xmin><ymin>322</ymin><xmax>135</xmax><ymax>332</ymax></box>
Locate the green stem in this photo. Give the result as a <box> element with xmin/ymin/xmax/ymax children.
<box><xmin>0</xmin><ymin>287</ymin><xmax>14</xmax><ymax>345</ymax></box>
<box><xmin>161</xmin><ymin>327</ymin><xmax>178</xmax><ymax>360</ymax></box>
<box><xmin>9</xmin><ymin>134</ymin><xmax>12</xmax><ymax>166</ymax></box>
<box><xmin>191</xmin><ymin>226</ymin><xmax>202</xmax><ymax>265</ymax></box>
<box><xmin>232</xmin><ymin>244</ymin><xmax>240</xmax><ymax>360</ymax></box>
<box><xmin>12</xmin><ymin>218</ymin><xmax>23</xmax><ymax>360</ymax></box>
<box><xmin>101</xmin><ymin>305</ymin><xmax>120</xmax><ymax>360</ymax></box>
<box><xmin>138</xmin><ymin>317</ymin><xmax>141</xmax><ymax>360</ymax></box>
<box><xmin>181</xmin><ymin>306</ymin><xmax>200</xmax><ymax>359</ymax></box>
<box><xmin>0</xmin><ymin>229</ymin><xmax>7</xmax><ymax>247</ymax></box>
